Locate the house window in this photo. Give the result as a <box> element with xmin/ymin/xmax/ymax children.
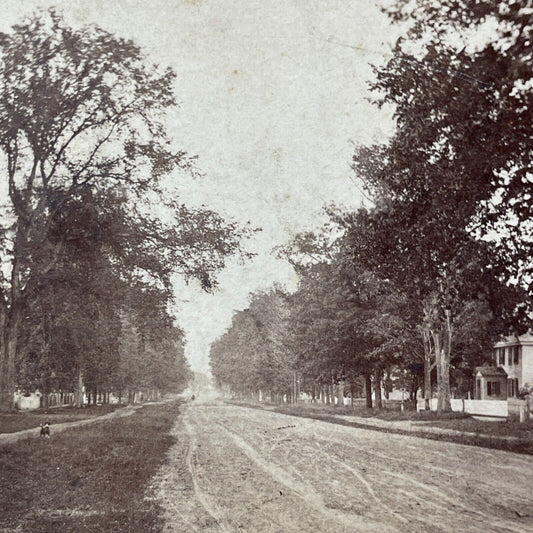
<box><xmin>487</xmin><ymin>381</ymin><xmax>501</xmax><ymax>397</ymax></box>
<box><xmin>508</xmin><ymin>378</ymin><xmax>520</xmax><ymax>398</ymax></box>
<box><xmin>497</xmin><ymin>348</ymin><xmax>504</xmax><ymax>365</ymax></box>
<box><xmin>513</xmin><ymin>346</ymin><xmax>521</xmax><ymax>365</ymax></box>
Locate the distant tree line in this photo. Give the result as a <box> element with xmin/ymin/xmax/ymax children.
<box><xmin>210</xmin><ymin>288</ymin><xmax>294</xmax><ymax>402</ymax></box>
<box><xmin>0</xmin><ymin>11</ymin><xmax>252</xmax><ymax>410</ymax></box>
<box><xmin>210</xmin><ymin>0</ymin><xmax>532</xmax><ymax>411</ymax></box>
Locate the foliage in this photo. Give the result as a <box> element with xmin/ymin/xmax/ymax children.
<box><xmin>0</xmin><ymin>10</ymin><xmax>252</xmax><ymax>409</ymax></box>
<box><xmin>210</xmin><ymin>287</ymin><xmax>294</xmax><ymax>398</ymax></box>
<box><xmin>208</xmin><ymin>1</ymin><xmax>532</xmax><ymax>409</ymax></box>
<box><xmin>349</xmin><ymin>0</ymin><xmax>532</xmax><ymax>409</ymax></box>
<box><xmin>212</xmin><ymin>199</ymin><xmax>527</xmax><ymax>407</ymax></box>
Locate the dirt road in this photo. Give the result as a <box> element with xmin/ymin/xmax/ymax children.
<box><xmin>149</xmin><ymin>399</ymin><xmax>533</xmax><ymax>533</ymax></box>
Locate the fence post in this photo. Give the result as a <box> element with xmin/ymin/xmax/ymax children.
<box><xmin>520</xmin><ymin>403</ymin><xmax>526</xmax><ymax>423</ymax></box>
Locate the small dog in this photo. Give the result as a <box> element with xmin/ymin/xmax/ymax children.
<box><xmin>40</xmin><ymin>421</ymin><xmax>50</xmax><ymax>438</ymax></box>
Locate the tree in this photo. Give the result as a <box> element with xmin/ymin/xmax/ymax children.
<box><xmin>283</xmin><ymin>205</ymin><xmax>526</xmax><ymax>411</ymax></box>
<box><xmin>14</xmin><ymin>191</ymin><xmax>127</xmax><ymax>400</ymax></box>
<box><xmin>280</xmin><ymin>213</ymin><xmax>418</xmax><ymax>408</ymax></box>
<box><xmin>351</xmin><ymin>0</ymin><xmax>532</xmax><ymax>410</ymax></box>
<box><xmin>247</xmin><ymin>289</ymin><xmax>294</xmax><ymax>400</ymax></box>
<box><xmin>119</xmin><ymin>285</ymin><xmax>191</xmax><ymax>399</ymax></box>
<box><xmin>0</xmin><ymin>10</ymin><xmax>252</xmax><ymax>410</ymax></box>
<box><xmin>210</xmin><ymin>288</ymin><xmax>294</xmax><ymax>402</ymax></box>
<box><xmin>377</xmin><ymin>0</ymin><xmax>532</xmax><ymax>256</ymax></box>
<box><xmin>210</xmin><ymin>310</ymin><xmax>262</xmax><ymax>398</ymax></box>
<box><xmin>13</xmin><ymin>184</ymin><xmax>197</xmax><ymax>404</ymax></box>
<box><xmin>339</xmin><ymin>203</ymin><xmax>528</xmax><ymax>410</ymax></box>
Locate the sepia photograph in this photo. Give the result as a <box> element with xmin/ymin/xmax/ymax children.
<box><xmin>0</xmin><ymin>0</ymin><xmax>532</xmax><ymax>531</ymax></box>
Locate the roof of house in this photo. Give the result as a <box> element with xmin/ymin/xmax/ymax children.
<box><xmin>494</xmin><ymin>330</ymin><xmax>533</xmax><ymax>347</ymax></box>
<box><xmin>475</xmin><ymin>366</ymin><xmax>508</xmax><ymax>378</ymax></box>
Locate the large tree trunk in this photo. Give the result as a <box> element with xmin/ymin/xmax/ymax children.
<box><xmin>410</xmin><ymin>374</ymin><xmax>420</xmax><ymax>402</ymax></box>
<box><xmin>434</xmin><ymin>326</ymin><xmax>452</xmax><ymax>413</ymax></box>
<box><xmin>0</xmin><ymin>341</ymin><xmax>14</xmax><ymax>412</ymax></box>
<box><xmin>423</xmin><ymin>329</ymin><xmax>432</xmax><ymax>410</ymax></box>
<box><xmin>0</xmin><ymin>223</ymin><xmax>36</xmax><ymax>412</ymax></box>
<box><xmin>0</xmin><ymin>300</ymin><xmax>22</xmax><ymax>412</ymax></box>
<box><xmin>436</xmin><ymin>310</ymin><xmax>453</xmax><ymax>412</ymax></box>
<box><xmin>75</xmin><ymin>367</ymin><xmax>84</xmax><ymax>407</ymax></box>
<box><xmin>0</xmin><ymin>307</ymin><xmax>7</xmax><ymax>410</ymax></box>
<box><xmin>374</xmin><ymin>368</ymin><xmax>383</xmax><ymax>409</ymax></box>
<box><xmin>365</xmin><ymin>373</ymin><xmax>373</xmax><ymax>409</ymax></box>
<box><xmin>337</xmin><ymin>380</ymin><xmax>345</xmax><ymax>407</ymax></box>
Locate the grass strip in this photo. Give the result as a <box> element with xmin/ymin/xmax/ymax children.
<box><xmin>227</xmin><ymin>400</ymin><xmax>533</xmax><ymax>456</ymax></box>
<box><xmin>272</xmin><ymin>403</ymin><xmax>469</xmax><ymax>421</ymax></box>
<box><xmin>0</xmin><ymin>404</ymin><xmax>122</xmax><ymax>434</ymax></box>
<box><xmin>0</xmin><ymin>400</ymin><xmax>180</xmax><ymax>532</ymax></box>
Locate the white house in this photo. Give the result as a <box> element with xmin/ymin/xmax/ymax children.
<box><xmin>491</xmin><ymin>331</ymin><xmax>533</xmax><ymax>397</ymax></box>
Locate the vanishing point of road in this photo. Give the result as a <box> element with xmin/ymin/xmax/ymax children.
<box><xmin>149</xmin><ymin>398</ymin><xmax>533</xmax><ymax>533</ymax></box>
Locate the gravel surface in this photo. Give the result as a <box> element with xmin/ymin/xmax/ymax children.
<box><xmin>148</xmin><ymin>398</ymin><xmax>533</xmax><ymax>532</ymax></box>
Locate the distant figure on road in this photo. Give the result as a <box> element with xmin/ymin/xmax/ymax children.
<box><xmin>191</xmin><ymin>394</ymin><xmax>195</xmax><ymax>401</ymax></box>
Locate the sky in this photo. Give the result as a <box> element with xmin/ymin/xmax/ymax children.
<box><xmin>2</xmin><ymin>0</ymin><xmax>401</xmax><ymax>373</ymax></box>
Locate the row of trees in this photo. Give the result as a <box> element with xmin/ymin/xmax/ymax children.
<box><xmin>0</xmin><ymin>11</ymin><xmax>251</xmax><ymax>410</ymax></box>
<box><xmin>210</xmin><ymin>288</ymin><xmax>294</xmax><ymax>402</ymax></box>
<box><xmin>13</xmin><ymin>188</ymin><xmax>190</xmax><ymax>405</ymax></box>
<box><xmin>210</xmin><ymin>208</ymin><xmax>526</xmax><ymax>410</ymax></box>
<box><xmin>210</xmin><ymin>0</ymin><xmax>532</xmax><ymax>411</ymax></box>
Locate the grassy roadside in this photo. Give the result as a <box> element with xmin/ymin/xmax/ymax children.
<box><xmin>0</xmin><ymin>400</ymin><xmax>180</xmax><ymax>532</ymax></box>
<box><xmin>228</xmin><ymin>400</ymin><xmax>533</xmax><ymax>455</ymax></box>
<box><xmin>273</xmin><ymin>403</ymin><xmax>469</xmax><ymax>421</ymax></box>
<box><xmin>0</xmin><ymin>404</ymin><xmax>122</xmax><ymax>434</ymax></box>
<box><xmin>426</xmin><ymin>417</ymin><xmax>533</xmax><ymax>439</ymax></box>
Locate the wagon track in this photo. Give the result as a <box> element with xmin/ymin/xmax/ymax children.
<box><xmin>150</xmin><ymin>398</ymin><xmax>533</xmax><ymax>532</ymax></box>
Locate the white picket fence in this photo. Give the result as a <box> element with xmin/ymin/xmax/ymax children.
<box><xmin>418</xmin><ymin>398</ymin><xmax>530</xmax><ymax>420</ymax></box>
<box><xmin>13</xmin><ymin>389</ymin><xmax>149</xmax><ymax>410</ymax></box>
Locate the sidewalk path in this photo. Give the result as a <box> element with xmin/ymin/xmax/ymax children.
<box><xmin>331</xmin><ymin>413</ymin><xmax>523</xmax><ymax>443</ymax></box>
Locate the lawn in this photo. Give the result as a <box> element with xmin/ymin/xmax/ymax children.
<box><xmin>0</xmin><ymin>400</ymin><xmax>180</xmax><ymax>532</ymax></box>
<box><xmin>0</xmin><ymin>404</ymin><xmax>121</xmax><ymax>434</ymax></box>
